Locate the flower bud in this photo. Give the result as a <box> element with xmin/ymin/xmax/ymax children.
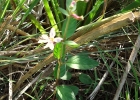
<box><xmin>71</xmin><ymin>13</ymin><xmax>84</xmax><ymax>21</ymax></box>
<box><xmin>69</xmin><ymin>0</ymin><xmax>77</xmax><ymax>9</ymax></box>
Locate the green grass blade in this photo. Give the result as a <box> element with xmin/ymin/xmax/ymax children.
<box><xmin>19</xmin><ymin>0</ymin><xmax>40</xmax><ymax>25</ymax></box>
<box><xmin>28</xmin><ymin>14</ymin><xmax>46</xmax><ymax>34</ymax></box>
<box><xmin>12</xmin><ymin>0</ymin><xmax>26</xmax><ymax>17</ymax></box>
<box><xmin>95</xmin><ymin>44</ymin><xmax>118</xmax><ymax>86</ymax></box>
<box><xmin>50</xmin><ymin>0</ymin><xmax>62</xmax><ymax>30</ymax></box>
<box><xmin>131</xmin><ymin>63</ymin><xmax>140</xmax><ymax>85</ymax></box>
<box><xmin>0</xmin><ymin>0</ymin><xmax>10</xmax><ymax>22</ymax></box>
<box><xmin>121</xmin><ymin>1</ymin><xmax>140</xmax><ymax>13</ymax></box>
<box><xmin>135</xmin><ymin>85</ymin><xmax>138</xmax><ymax>100</ymax></box>
<box><xmin>43</xmin><ymin>0</ymin><xmax>59</xmax><ymax>33</ymax></box>
<box><xmin>55</xmin><ymin>0</ymin><xmax>64</xmax><ymax>21</ymax></box>
<box><xmin>84</xmin><ymin>0</ymin><xmax>103</xmax><ymax>25</ymax></box>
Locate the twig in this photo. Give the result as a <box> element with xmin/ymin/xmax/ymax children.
<box><xmin>113</xmin><ymin>34</ymin><xmax>140</xmax><ymax>100</ymax></box>
<box><xmin>8</xmin><ymin>66</ymin><xmax>13</xmax><ymax>100</ymax></box>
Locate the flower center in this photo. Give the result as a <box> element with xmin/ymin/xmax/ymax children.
<box><xmin>50</xmin><ymin>37</ymin><xmax>54</xmax><ymax>42</ymax></box>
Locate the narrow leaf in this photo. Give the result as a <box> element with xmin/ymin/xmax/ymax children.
<box><xmin>12</xmin><ymin>0</ymin><xmax>26</xmax><ymax>17</ymax></box>
<box><xmin>20</xmin><ymin>0</ymin><xmax>40</xmax><ymax>24</ymax></box>
<box><xmin>84</xmin><ymin>0</ymin><xmax>103</xmax><ymax>25</ymax></box>
<box><xmin>58</xmin><ymin>7</ymin><xmax>69</xmax><ymax>16</ymax></box>
<box><xmin>43</xmin><ymin>0</ymin><xmax>59</xmax><ymax>31</ymax></box>
<box><xmin>121</xmin><ymin>1</ymin><xmax>140</xmax><ymax>13</ymax></box>
<box><xmin>28</xmin><ymin>14</ymin><xmax>46</xmax><ymax>34</ymax></box>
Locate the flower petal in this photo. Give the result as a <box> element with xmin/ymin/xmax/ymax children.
<box><xmin>48</xmin><ymin>42</ymin><xmax>54</xmax><ymax>50</ymax></box>
<box><xmin>38</xmin><ymin>39</ymin><xmax>48</xmax><ymax>43</ymax></box>
<box><xmin>49</xmin><ymin>28</ymin><xmax>56</xmax><ymax>38</ymax></box>
<box><xmin>44</xmin><ymin>44</ymin><xmax>49</xmax><ymax>48</ymax></box>
<box><xmin>54</xmin><ymin>37</ymin><xmax>63</xmax><ymax>43</ymax></box>
<box><xmin>44</xmin><ymin>42</ymin><xmax>54</xmax><ymax>50</ymax></box>
<box><xmin>38</xmin><ymin>34</ymin><xmax>49</xmax><ymax>43</ymax></box>
<box><xmin>42</xmin><ymin>34</ymin><xmax>49</xmax><ymax>38</ymax></box>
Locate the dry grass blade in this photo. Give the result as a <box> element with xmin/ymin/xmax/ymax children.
<box><xmin>113</xmin><ymin>33</ymin><xmax>140</xmax><ymax>100</ymax></box>
<box><xmin>74</xmin><ymin>12</ymin><xmax>139</xmax><ymax>45</ymax></box>
<box><xmin>0</xmin><ymin>48</ymin><xmax>45</xmax><ymax>56</ymax></box>
<box><xmin>0</xmin><ymin>17</ymin><xmax>37</xmax><ymax>41</ymax></box>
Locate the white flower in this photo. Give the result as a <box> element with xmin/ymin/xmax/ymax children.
<box><xmin>38</xmin><ymin>28</ymin><xmax>63</xmax><ymax>50</ymax></box>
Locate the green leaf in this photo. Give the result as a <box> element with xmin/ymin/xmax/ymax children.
<box><xmin>60</xmin><ymin>71</ymin><xmax>72</xmax><ymax>80</ymax></box>
<box><xmin>77</xmin><ymin>1</ymin><xmax>87</xmax><ymax>16</ymax></box>
<box><xmin>54</xmin><ymin>64</ymin><xmax>71</xmax><ymax>80</ymax></box>
<box><xmin>54</xmin><ymin>64</ymin><xmax>66</xmax><ymax>78</ymax></box>
<box><xmin>79</xmin><ymin>73</ymin><xmax>93</xmax><ymax>84</ymax></box>
<box><xmin>53</xmin><ymin>42</ymin><xmax>63</xmax><ymax>59</ymax></box>
<box><xmin>64</xmin><ymin>41</ymin><xmax>80</xmax><ymax>48</ymax></box>
<box><xmin>58</xmin><ymin>7</ymin><xmax>69</xmax><ymax>16</ymax></box>
<box><xmin>121</xmin><ymin>1</ymin><xmax>140</xmax><ymax>13</ymax></box>
<box><xmin>56</xmin><ymin>85</ymin><xmax>76</xmax><ymax>100</ymax></box>
<box><xmin>67</xmin><ymin>85</ymin><xmax>79</xmax><ymax>95</ymax></box>
<box><xmin>66</xmin><ymin>55</ymin><xmax>99</xmax><ymax>70</ymax></box>
<box><xmin>62</xmin><ymin>17</ymin><xmax>77</xmax><ymax>39</ymax></box>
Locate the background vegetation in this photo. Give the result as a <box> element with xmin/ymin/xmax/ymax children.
<box><xmin>0</xmin><ymin>0</ymin><xmax>140</xmax><ymax>100</ymax></box>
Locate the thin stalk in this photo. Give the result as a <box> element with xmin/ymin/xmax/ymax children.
<box><xmin>56</xmin><ymin>59</ymin><xmax>61</xmax><ymax>85</ymax></box>
<box><xmin>53</xmin><ymin>59</ymin><xmax>61</xmax><ymax>100</ymax></box>
<box><xmin>63</xmin><ymin>16</ymin><xmax>71</xmax><ymax>40</ymax></box>
<box><xmin>53</xmin><ymin>16</ymin><xmax>71</xmax><ymax>99</ymax></box>
<box><xmin>62</xmin><ymin>16</ymin><xmax>71</xmax><ymax>59</ymax></box>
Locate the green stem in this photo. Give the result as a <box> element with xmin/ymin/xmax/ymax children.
<box><xmin>56</xmin><ymin>59</ymin><xmax>61</xmax><ymax>83</ymax></box>
<box><xmin>62</xmin><ymin>16</ymin><xmax>71</xmax><ymax>61</ymax></box>
<box><xmin>63</xmin><ymin>16</ymin><xmax>71</xmax><ymax>40</ymax></box>
<box><xmin>53</xmin><ymin>59</ymin><xmax>61</xmax><ymax>100</ymax></box>
<box><xmin>54</xmin><ymin>16</ymin><xmax>71</xmax><ymax>99</ymax></box>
